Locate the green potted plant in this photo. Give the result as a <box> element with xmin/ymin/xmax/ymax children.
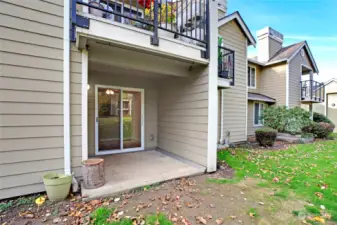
<box><xmin>218</xmin><ymin>37</ymin><xmax>229</xmax><ymax>78</ymax></box>
<box><xmin>43</xmin><ymin>172</ymin><xmax>72</xmax><ymax>201</ymax></box>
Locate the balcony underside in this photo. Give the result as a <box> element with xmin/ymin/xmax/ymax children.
<box><xmin>87</xmin><ymin>39</ymin><xmax>206</xmax><ymax>78</ymax></box>
<box><xmin>217</xmin><ymin>78</ymin><xmax>231</xmax><ymax>89</ymax></box>
<box><xmin>75</xmin><ymin>13</ymin><xmax>209</xmax><ymax>65</ymax></box>
<box><xmin>301</xmin><ymin>97</ymin><xmax>325</xmax><ymax>104</ymax></box>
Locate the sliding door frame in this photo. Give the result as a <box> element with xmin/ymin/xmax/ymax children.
<box><xmin>95</xmin><ymin>85</ymin><xmax>145</xmax><ymax>155</ymax></box>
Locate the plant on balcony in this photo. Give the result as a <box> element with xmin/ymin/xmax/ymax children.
<box><xmin>144</xmin><ymin>2</ymin><xmax>177</xmax><ymax>37</ymax></box>
<box><xmin>145</xmin><ymin>2</ymin><xmax>177</xmax><ymax>24</ymax></box>
<box><xmin>218</xmin><ymin>37</ymin><xmax>230</xmax><ymax>79</ymax></box>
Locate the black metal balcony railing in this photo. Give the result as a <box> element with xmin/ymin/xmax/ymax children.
<box><xmin>72</xmin><ymin>0</ymin><xmax>209</xmax><ymax>57</ymax></box>
<box><xmin>301</xmin><ymin>80</ymin><xmax>325</xmax><ymax>102</ymax></box>
<box><xmin>218</xmin><ymin>46</ymin><xmax>235</xmax><ymax>85</ymax></box>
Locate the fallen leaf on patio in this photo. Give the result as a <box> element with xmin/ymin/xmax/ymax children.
<box><xmin>315</xmin><ymin>192</ymin><xmax>324</xmax><ymax>199</ymax></box>
<box><xmin>206</xmin><ymin>214</ymin><xmax>212</xmax><ymax>219</ymax></box>
<box><xmin>35</xmin><ymin>197</ymin><xmax>46</xmax><ymax>206</ymax></box>
<box><xmin>196</xmin><ymin>216</ymin><xmax>207</xmax><ymax>224</ymax></box>
<box><xmin>90</xmin><ymin>199</ymin><xmax>101</xmax><ymax>205</ymax></box>
<box><xmin>215</xmin><ymin>218</ymin><xmax>224</xmax><ymax>224</ymax></box>
<box><xmin>185</xmin><ymin>202</ymin><xmax>193</xmax><ymax>208</ymax></box>
<box><xmin>121</xmin><ymin>200</ymin><xmax>128</xmax><ymax>207</ymax></box>
<box><xmin>165</xmin><ymin>194</ymin><xmax>171</xmax><ymax>201</ymax></box>
<box><xmin>209</xmin><ymin>204</ymin><xmax>215</xmax><ymax>208</ymax></box>
<box><xmin>53</xmin><ymin>217</ymin><xmax>62</xmax><ymax>224</ymax></box>
<box><xmin>313</xmin><ymin>216</ymin><xmax>325</xmax><ymax>224</ymax></box>
<box><xmin>229</xmin><ymin>216</ymin><xmax>236</xmax><ymax>220</ymax></box>
<box><xmin>171</xmin><ymin>217</ymin><xmax>178</xmax><ymax>222</ymax></box>
<box><xmin>176</xmin><ymin>203</ymin><xmax>182</xmax><ymax>210</ymax></box>
<box><xmin>25</xmin><ymin>214</ymin><xmax>35</xmax><ymax>219</ymax></box>
<box><xmin>182</xmin><ymin>218</ymin><xmax>192</xmax><ymax>225</ymax></box>
<box><xmin>249</xmin><ymin>212</ymin><xmax>255</xmax><ymax>218</ymax></box>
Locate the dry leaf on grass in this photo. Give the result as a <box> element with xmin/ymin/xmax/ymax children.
<box><xmin>249</xmin><ymin>212</ymin><xmax>255</xmax><ymax>218</ymax></box>
<box><xmin>315</xmin><ymin>192</ymin><xmax>324</xmax><ymax>199</ymax></box>
<box><xmin>215</xmin><ymin>218</ymin><xmax>224</xmax><ymax>224</ymax></box>
<box><xmin>272</xmin><ymin>177</ymin><xmax>280</xmax><ymax>183</ymax></box>
<box><xmin>196</xmin><ymin>216</ymin><xmax>207</xmax><ymax>224</ymax></box>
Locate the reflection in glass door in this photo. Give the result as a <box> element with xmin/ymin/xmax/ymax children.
<box><xmin>95</xmin><ymin>86</ymin><xmax>144</xmax><ymax>155</ymax></box>
<box><xmin>97</xmin><ymin>88</ymin><xmax>121</xmax><ymax>151</ymax></box>
<box><xmin>122</xmin><ymin>91</ymin><xmax>142</xmax><ymax>149</ymax></box>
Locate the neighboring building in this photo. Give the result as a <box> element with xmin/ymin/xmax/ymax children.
<box><xmin>217</xmin><ymin>12</ymin><xmax>256</xmax><ymax>145</ymax></box>
<box><xmin>303</xmin><ymin>78</ymin><xmax>337</xmax><ymax>132</ymax></box>
<box><xmin>246</xmin><ymin>27</ymin><xmax>324</xmax><ymax>136</ymax></box>
<box><xmin>0</xmin><ymin>0</ymin><xmax>257</xmax><ymax>199</ymax></box>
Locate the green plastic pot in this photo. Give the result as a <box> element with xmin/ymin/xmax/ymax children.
<box><xmin>43</xmin><ymin>172</ymin><xmax>72</xmax><ymax>201</ymax></box>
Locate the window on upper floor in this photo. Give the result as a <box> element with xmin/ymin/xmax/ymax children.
<box><xmin>247</xmin><ymin>66</ymin><xmax>256</xmax><ymax>88</ymax></box>
<box><xmin>254</xmin><ymin>102</ymin><xmax>264</xmax><ymax>126</ymax></box>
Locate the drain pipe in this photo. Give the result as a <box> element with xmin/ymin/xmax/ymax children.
<box><xmin>63</xmin><ymin>0</ymin><xmax>71</xmax><ymax>175</ymax></box>
<box><xmin>219</xmin><ymin>90</ymin><xmax>225</xmax><ymax>144</ymax></box>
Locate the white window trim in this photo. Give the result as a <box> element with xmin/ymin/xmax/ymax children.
<box><xmin>247</xmin><ymin>65</ymin><xmax>257</xmax><ymax>89</ymax></box>
<box><xmin>253</xmin><ymin>102</ymin><xmax>264</xmax><ymax>127</ymax></box>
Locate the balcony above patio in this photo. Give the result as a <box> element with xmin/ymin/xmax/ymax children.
<box><xmin>71</xmin><ymin>0</ymin><xmax>210</xmax><ymax>65</ymax></box>
<box><xmin>301</xmin><ymin>80</ymin><xmax>325</xmax><ymax>104</ymax></box>
<box><xmin>218</xmin><ymin>45</ymin><xmax>234</xmax><ymax>88</ymax></box>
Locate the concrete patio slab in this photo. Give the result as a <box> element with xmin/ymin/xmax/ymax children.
<box><xmin>81</xmin><ymin>150</ymin><xmax>206</xmax><ymax>199</ymax></box>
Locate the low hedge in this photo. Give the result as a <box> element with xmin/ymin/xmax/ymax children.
<box><xmin>302</xmin><ymin>122</ymin><xmax>335</xmax><ymax>139</ymax></box>
<box><xmin>313</xmin><ymin>112</ymin><xmax>334</xmax><ymax>125</ymax></box>
<box><xmin>255</xmin><ymin>127</ymin><xmax>277</xmax><ymax>147</ymax></box>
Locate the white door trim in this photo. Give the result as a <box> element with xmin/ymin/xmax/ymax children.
<box><xmin>81</xmin><ymin>49</ymin><xmax>89</xmax><ymax>161</ymax></box>
<box><xmin>95</xmin><ymin>85</ymin><xmax>145</xmax><ymax>155</ymax></box>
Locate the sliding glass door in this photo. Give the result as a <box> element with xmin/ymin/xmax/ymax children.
<box><xmin>95</xmin><ymin>85</ymin><xmax>144</xmax><ymax>155</ymax></box>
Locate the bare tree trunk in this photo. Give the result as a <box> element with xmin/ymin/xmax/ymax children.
<box><xmin>82</xmin><ymin>158</ymin><xmax>105</xmax><ymax>189</ymax></box>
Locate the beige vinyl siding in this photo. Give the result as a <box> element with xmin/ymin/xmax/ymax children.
<box><xmin>247</xmin><ymin>101</ymin><xmax>268</xmax><ymax>136</ymax></box>
<box><xmin>158</xmin><ymin>69</ymin><xmax>209</xmax><ymax>166</ymax></box>
<box><xmin>288</xmin><ymin>48</ymin><xmax>313</xmax><ymax>108</ymax></box>
<box><xmin>0</xmin><ymin>0</ymin><xmax>82</xmax><ymax>199</ymax></box>
<box><xmin>87</xmin><ymin>72</ymin><xmax>158</xmax><ymax>156</ymax></box>
<box><xmin>218</xmin><ymin>20</ymin><xmax>247</xmax><ymax>143</ymax></box>
<box><xmin>327</xmin><ymin>93</ymin><xmax>337</xmax><ymax>132</ymax></box>
<box><xmin>258</xmin><ymin>63</ymin><xmax>287</xmax><ymax>106</ymax></box>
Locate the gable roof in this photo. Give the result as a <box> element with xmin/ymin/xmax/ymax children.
<box><xmin>248</xmin><ymin>41</ymin><xmax>319</xmax><ymax>73</ymax></box>
<box><xmin>218</xmin><ymin>11</ymin><xmax>256</xmax><ymax>47</ymax></box>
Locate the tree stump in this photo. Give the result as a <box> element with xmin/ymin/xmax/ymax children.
<box><xmin>82</xmin><ymin>158</ymin><xmax>105</xmax><ymax>189</ymax></box>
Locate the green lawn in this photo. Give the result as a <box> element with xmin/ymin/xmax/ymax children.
<box><xmin>217</xmin><ymin>140</ymin><xmax>337</xmax><ymax>221</ymax></box>
<box><xmin>90</xmin><ymin>207</ymin><xmax>172</xmax><ymax>225</ymax></box>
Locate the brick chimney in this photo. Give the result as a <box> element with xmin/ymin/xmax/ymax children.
<box><xmin>257</xmin><ymin>27</ymin><xmax>283</xmax><ymax>62</ymax></box>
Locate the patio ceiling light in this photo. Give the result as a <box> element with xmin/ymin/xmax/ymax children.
<box><xmin>106</xmin><ymin>89</ymin><xmax>114</xmax><ymax>95</ymax></box>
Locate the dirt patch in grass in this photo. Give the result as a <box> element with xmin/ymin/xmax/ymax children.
<box><xmin>1</xmin><ymin>175</ymin><xmax>313</xmax><ymax>225</ymax></box>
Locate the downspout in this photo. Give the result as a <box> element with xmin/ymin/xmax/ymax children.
<box><xmin>219</xmin><ymin>90</ymin><xmax>224</xmax><ymax>144</ymax></box>
<box><xmin>63</xmin><ymin>0</ymin><xmax>71</xmax><ymax>175</ymax></box>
